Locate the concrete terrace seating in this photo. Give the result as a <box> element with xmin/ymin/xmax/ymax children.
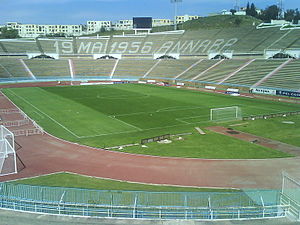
<box><xmin>0</xmin><ymin>58</ymin><xmax>30</xmax><ymax>79</ymax></box>
<box><xmin>270</xmin><ymin>29</ymin><xmax>300</xmax><ymax>49</ymax></box>
<box><xmin>233</xmin><ymin>28</ymin><xmax>279</xmax><ymax>52</ymax></box>
<box><xmin>194</xmin><ymin>59</ymin><xmax>250</xmax><ymax>83</ymax></box>
<box><xmin>72</xmin><ymin>59</ymin><xmax>116</xmax><ymax>78</ymax></box>
<box><xmin>0</xmin><ymin>27</ymin><xmax>299</xmax><ymax>56</ymax></box>
<box><xmin>25</xmin><ymin>59</ymin><xmax>70</xmax><ymax>78</ymax></box>
<box><xmin>260</xmin><ymin>60</ymin><xmax>300</xmax><ymax>91</ymax></box>
<box><xmin>250</xmin><ymin>28</ymin><xmax>287</xmax><ymax>52</ymax></box>
<box><xmin>142</xmin><ymin>33</ymin><xmax>184</xmax><ymax>55</ymax></box>
<box><xmin>224</xmin><ymin>59</ymin><xmax>286</xmax><ymax>87</ymax></box>
<box><xmin>0</xmin><ymin>40</ymin><xmax>39</xmax><ymax>54</ymax></box>
<box><xmin>38</xmin><ymin>39</ymin><xmax>73</xmax><ymax>55</ymax></box>
<box><xmin>177</xmin><ymin>60</ymin><xmax>218</xmax><ymax>81</ymax></box>
<box><xmin>147</xmin><ymin>59</ymin><xmax>198</xmax><ymax>79</ymax></box>
<box><xmin>0</xmin><ymin>57</ymin><xmax>299</xmax><ymax>91</ymax></box>
<box><xmin>113</xmin><ymin>59</ymin><xmax>156</xmax><ymax>78</ymax></box>
<box><xmin>288</xmin><ymin>35</ymin><xmax>300</xmax><ymax>49</ymax></box>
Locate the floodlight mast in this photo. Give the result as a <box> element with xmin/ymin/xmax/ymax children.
<box><xmin>171</xmin><ymin>0</ymin><xmax>182</xmax><ymax>31</ymax></box>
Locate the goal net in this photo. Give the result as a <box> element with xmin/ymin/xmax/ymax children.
<box><xmin>210</xmin><ymin>106</ymin><xmax>242</xmax><ymax>122</ymax></box>
<box><xmin>0</xmin><ymin>126</ymin><xmax>17</xmax><ymax>176</ymax></box>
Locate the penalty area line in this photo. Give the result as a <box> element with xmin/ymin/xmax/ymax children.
<box><xmin>109</xmin><ymin>115</ymin><xmax>143</xmax><ymax>131</ymax></box>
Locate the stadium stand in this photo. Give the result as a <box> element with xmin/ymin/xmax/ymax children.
<box><xmin>177</xmin><ymin>60</ymin><xmax>220</xmax><ymax>81</ymax></box>
<box><xmin>0</xmin><ymin>40</ymin><xmax>39</xmax><ymax>54</ymax></box>
<box><xmin>260</xmin><ymin>59</ymin><xmax>300</xmax><ymax>90</ymax></box>
<box><xmin>287</xmin><ymin>35</ymin><xmax>300</xmax><ymax>49</ymax></box>
<box><xmin>224</xmin><ymin>59</ymin><xmax>286</xmax><ymax>86</ymax></box>
<box><xmin>72</xmin><ymin>59</ymin><xmax>116</xmax><ymax>78</ymax></box>
<box><xmin>194</xmin><ymin>59</ymin><xmax>250</xmax><ymax>83</ymax></box>
<box><xmin>113</xmin><ymin>59</ymin><xmax>156</xmax><ymax>78</ymax></box>
<box><xmin>269</xmin><ymin>29</ymin><xmax>300</xmax><ymax>50</ymax></box>
<box><xmin>1</xmin><ymin>27</ymin><xmax>300</xmax><ymax>55</ymax></box>
<box><xmin>25</xmin><ymin>59</ymin><xmax>70</xmax><ymax>78</ymax></box>
<box><xmin>0</xmin><ymin>58</ymin><xmax>30</xmax><ymax>79</ymax></box>
<box><xmin>246</xmin><ymin>28</ymin><xmax>288</xmax><ymax>52</ymax></box>
<box><xmin>143</xmin><ymin>33</ymin><xmax>184</xmax><ymax>54</ymax></box>
<box><xmin>0</xmin><ymin>56</ymin><xmax>299</xmax><ymax>91</ymax></box>
<box><xmin>75</xmin><ymin>38</ymin><xmax>108</xmax><ymax>55</ymax></box>
<box><xmin>38</xmin><ymin>39</ymin><xmax>72</xmax><ymax>55</ymax></box>
<box><xmin>147</xmin><ymin>59</ymin><xmax>198</xmax><ymax>79</ymax></box>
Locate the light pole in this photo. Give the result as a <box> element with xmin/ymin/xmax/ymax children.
<box><xmin>171</xmin><ymin>0</ymin><xmax>182</xmax><ymax>31</ymax></box>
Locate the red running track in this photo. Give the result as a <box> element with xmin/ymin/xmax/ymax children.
<box><xmin>1</xmin><ymin>82</ymin><xmax>300</xmax><ymax>189</ymax></box>
<box><xmin>1</xmin><ymin>133</ymin><xmax>300</xmax><ymax>190</ymax></box>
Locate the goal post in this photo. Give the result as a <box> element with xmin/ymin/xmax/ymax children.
<box><xmin>210</xmin><ymin>106</ymin><xmax>242</xmax><ymax>122</ymax></box>
<box><xmin>0</xmin><ymin>125</ymin><xmax>17</xmax><ymax>176</ymax></box>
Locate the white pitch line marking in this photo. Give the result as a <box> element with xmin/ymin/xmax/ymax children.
<box><xmin>7</xmin><ymin>89</ymin><xmax>81</xmax><ymax>138</ymax></box>
<box><xmin>109</xmin><ymin>116</ymin><xmax>143</xmax><ymax>131</ymax></box>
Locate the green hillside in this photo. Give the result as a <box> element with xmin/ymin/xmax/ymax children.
<box><xmin>153</xmin><ymin>15</ymin><xmax>262</xmax><ymax>32</ymax></box>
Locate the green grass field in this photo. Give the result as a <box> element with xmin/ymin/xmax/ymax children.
<box><xmin>3</xmin><ymin>83</ymin><xmax>300</xmax><ymax>159</ymax></box>
<box><xmin>12</xmin><ymin>172</ymin><xmax>238</xmax><ymax>192</ymax></box>
<box><xmin>10</xmin><ymin>173</ymin><xmax>257</xmax><ymax>209</ymax></box>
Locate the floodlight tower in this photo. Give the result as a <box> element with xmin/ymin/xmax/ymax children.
<box><xmin>171</xmin><ymin>0</ymin><xmax>182</xmax><ymax>31</ymax></box>
<box><xmin>234</xmin><ymin>0</ymin><xmax>240</xmax><ymax>11</ymax></box>
<box><xmin>278</xmin><ymin>0</ymin><xmax>284</xmax><ymax>19</ymax></box>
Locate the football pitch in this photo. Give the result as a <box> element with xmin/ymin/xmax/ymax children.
<box><xmin>3</xmin><ymin>83</ymin><xmax>300</xmax><ymax>159</ymax></box>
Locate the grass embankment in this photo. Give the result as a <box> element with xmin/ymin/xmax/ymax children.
<box><xmin>12</xmin><ymin>172</ymin><xmax>239</xmax><ymax>192</ymax></box>
<box><xmin>152</xmin><ymin>15</ymin><xmax>262</xmax><ymax>32</ymax></box>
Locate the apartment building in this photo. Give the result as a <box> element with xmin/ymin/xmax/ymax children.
<box><xmin>152</xmin><ymin>19</ymin><xmax>173</xmax><ymax>27</ymax></box>
<box><xmin>87</xmin><ymin>21</ymin><xmax>112</xmax><ymax>33</ymax></box>
<box><xmin>114</xmin><ymin>20</ymin><xmax>133</xmax><ymax>30</ymax></box>
<box><xmin>5</xmin><ymin>15</ymin><xmax>200</xmax><ymax>37</ymax></box>
<box><xmin>6</xmin><ymin>22</ymin><xmax>83</xmax><ymax>38</ymax></box>
<box><xmin>176</xmin><ymin>15</ymin><xmax>200</xmax><ymax>24</ymax></box>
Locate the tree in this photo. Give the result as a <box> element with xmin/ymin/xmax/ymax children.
<box><xmin>294</xmin><ymin>9</ymin><xmax>300</xmax><ymax>24</ymax></box>
<box><xmin>246</xmin><ymin>2</ymin><xmax>251</xmax><ymax>15</ymax></box>
<box><xmin>230</xmin><ymin>9</ymin><xmax>237</xmax><ymax>15</ymax></box>
<box><xmin>284</xmin><ymin>9</ymin><xmax>295</xmax><ymax>22</ymax></box>
<box><xmin>250</xmin><ymin>3</ymin><xmax>258</xmax><ymax>17</ymax></box>
<box><xmin>0</xmin><ymin>27</ymin><xmax>19</xmax><ymax>39</ymax></box>
<box><xmin>100</xmin><ymin>27</ymin><xmax>106</xmax><ymax>33</ymax></box>
<box><xmin>259</xmin><ymin>5</ymin><xmax>280</xmax><ymax>22</ymax></box>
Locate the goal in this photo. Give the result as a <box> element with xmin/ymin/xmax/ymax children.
<box><xmin>0</xmin><ymin>125</ymin><xmax>17</xmax><ymax>176</ymax></box>
<box><xmin>210</xmin><ymin>106</ymin><xmax>242</xmax><ymax>122</ymax></box>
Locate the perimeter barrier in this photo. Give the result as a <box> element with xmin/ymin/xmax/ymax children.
<box><xmin>0</xmin><ymin>183</ymin><xmax>289</xmax><ymax>220</ymax></box>
<box><xmin>243</xmin><ymin>110</ymin><xmax>300</xmax><ymax>121</ymax></box>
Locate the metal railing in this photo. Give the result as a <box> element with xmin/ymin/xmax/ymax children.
<box><xmin>0</xmin><ymin>183</ymin><xmax>290</xmax><ymax>220</ymax></box>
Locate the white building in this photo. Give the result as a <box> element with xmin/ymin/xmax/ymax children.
<box><xmin>87</xmin><ymin>21</ymin><xmax>112</xmax><ymax>33</ymax></box>
<box><xmin>152</xmin><ymin>19</ymin><xmax>172</xmax><ymax>27</ymax></box>
<box><xmin>6</xmin><ymin>22</ymin><xmax>83</xmax><ymax>38</ymax></box>
<box><xmin>271</xmin><ymin>20</ymin><xmax>290</xmax><ymax>25</ymax></box>
<box><xmin>176</xmin><ymin>15</ymin><xmax>200</xmax><ymax>24</ymax></box>
<box><xmin>114</xmin><ymin>20</ymin><xmax>133</xmax><ymax>30</ymax></box>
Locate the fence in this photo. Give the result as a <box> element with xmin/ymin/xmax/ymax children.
<box><xmin>281</xmin><ymin>172</ymin><xmax>300</xmax><ymax>220</ymax></box>
<box><xmin>12</xmin><ymin>128</ymin><xmax>44</xmax><ymax>137</ymax></box>
<box><xmin>243</xmin><ymin>110</ymin><xmax>300</xmax><ymax>121</ymax></box>
<box><xmin>0</xmin><ymin>183</ymin><xmax>289</xmax><ymax>220</ymax></box>
<box><xmin>0</xmin><ymin>119</ymin><xmax>30</xmax><ymax>128</ymax></box>
<box><xmin>0</xmin><ymin>109</ymin><xmax>20</xmax><ymax>114</ymax></box>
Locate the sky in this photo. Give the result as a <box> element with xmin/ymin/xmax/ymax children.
<box><xmin>0</xmin><ymin>0</ymin><xmax>298</xmax><ymax>25</ymax></box>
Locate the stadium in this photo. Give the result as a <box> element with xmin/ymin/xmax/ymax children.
<box><xmin>0</xmin><ymin>15</ymin><xmax>300</xmax><ymax>224</ymax></box>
